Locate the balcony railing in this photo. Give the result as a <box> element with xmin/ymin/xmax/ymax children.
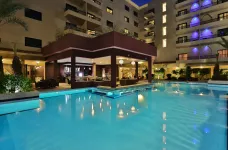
<box><xmin>176</xmin><ymin>33</ymin><xmax>228</xmax><ymax>44</ymax></box>
<box><xmin>65</xmin><ymin>4</ymin><xmax>101</xmax><ymax>22</ymax></box>
<box><xmin>144</xmin><ymin>9</ymin><xmax>155</xmax><ymax>15</ymax></box>
<box><xmin>177</xmin><ymin>54</ymin><xmax>228</xmax><ymax>60</ymax></box>
<box><xmin>176</xmin><ymin>0</ymin><xmax>228</xmax><ymax>17</ymax></box>
<box><xmin>65</xmin><ymin>22</ymin><xmax>86</xmax><ymax>33</ymax></box>
<box><xmin>91</xmin><ymin>0</ymin><xmax>102</xmax><ymax>5</ymax></box>
<box><xmin>65</xmin><ymin>4</ymin><xmax>86</xmax><ymax>16</ymax></box>
<box><xmin>176</xmin><ymin>17</ymin><xmax>228</xmax><ymax>30</ymax></box>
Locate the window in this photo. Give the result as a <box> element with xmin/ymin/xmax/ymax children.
<box><xmin>107</xmin><ymin>7</ymin><xmax>113</xmax><ymax>14</ymax></box>
<box><xmin>163</xmin><ymin>15</ymin><xmax>167</xmax><ymax>23</ymax></box>
<box><xmin>218</xmin><ymin>27</ymin><xmax>228</xmax><ymax>36</ymax></box>
<box><xmin>163</xmin><ymin>26</ymin><xmax>167</xmax><ymax>36</ymax></box>
<box><xmin>218</xmin><ymin>12</ymin><xmax>228</xmax><ymax>21</ymax></box>
<box><xmin>25</xmin><ymin>37</ymin><xmax>42</xmax><ymax>48</ymax></box>
<box><xmin>87</xmin><ymin>30</ymin><xmax>96</xmax><ymax>35</ymax></box>
<box><xmin>134</xmin><ymin>21</ymin><xmax>138</xmax><ymax>27</ymax></box>
<box><xmin>178</xmin><ymin>53</ymin><xmax>188</xmax><ymax>60</ymax></box>
<box><xmin>162</xmin><ymin>3</ymin><xmax>167</xmax><ymax>12</ymax></box>
<box><xmin>134</xmin><ymin>32</ymin><xmax>138</xmax><ymax>38</ymax></box>
<box><xmin>133</xmin><ymin>11</ymin><xmax>138</xmax><ymax>17</ymax></box>
<box><xmin>148</xmin><ymin>31</ymin><xmax>155</xmax><ymax>36</ymax></box>
<box><xmin>106</xmin><ymin>20</ymin><xmax>113</xmax><ymax>27</ymax></box>
<box><xmin>124</xmin><ymin>28</ymin><xmax>129</xmax><ymax>34</ymax></box>
<box><xmin>24</xmin><ymin>8</ymin><xmax>42</xmax><ymax>21</ymax></box>
<box><xmin>125</xmin><ymin>5</ymin><xmax>130</xmax><ymax>11</ymax></box>
<box><xmin>218</xmin><ymin>50</ymin><xmax>228</xmax><ymax>58</ymax></box>
<box><xmin>177</xmin><ymin>36</ymin><xmax>187</xmax><ymax>43</ymax></box>
<box><xmin>177</xmin><ymin>9</ymin><xmax>187</xmax><ymax>16</ymax></box>
<box><xmin>163</xmin><ymin>39</ymin><xmax>167</xmax><ymax>47</ymax></box>
<box><xmin>177</xmin><ymin>23</ymin><xmax>187</xmax><ymax>30</ymax></box>
<box><xmin>124</xmin><ymin>16</ymin><xmax>129</xmax><ymax>23</ymax></box>
<box><xmin>87</xmin><ymin>13</ymin><xmax>95</xmax><ymax>19</ymax></box>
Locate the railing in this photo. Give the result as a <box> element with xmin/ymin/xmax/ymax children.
<box><xmin>176</xmin><ymin>33</ymin><xmax>228</xmax><ymax>44</ymax></box>
<box><xmin>177</xmin><ymin>54</ymin><xmax>228</xmax><ymax>60</ymax></box>
<box><xmin>65</xmin><ymin>4</ymin><xmax>101</xmax><ymax>22</ymax></box>
<box><xmin>144</xmin><ymin>22</ymin><xmax>155</xmax><ymax>26</ymax></box>
<box><xmin>65</xmin><ymin>22</ymin><xmax>86</xmax><ymax>33</ymax></box>
<box><xmin>65</xmin><ymin>4</ymin><xmax>86</xmax><ymax>16</ymax></box>
<box><xmin>144</xmin><ymin>9</ymin><xmax>155</xmax><ymax>15</ymax></box>
<box><xmin>87</xmin><ymin>13</ymin><xmax>101</xmax><ymax>21</ymax></box>
<box><xmin>144</xmin><ymin>34</ymin><xmax>155</xmax><ymax>38</ymax></box>
<box><xmin>176</xmin><ymin>17</ymin><xmax>228</xmax><ymax>30</ymax></box>
<box><xmin>176</xmin><ymin>0</ymin><xmax>228</xmax><ymax>17</ymax></box>
<box><xmin>91</xmin><ymin>0</ymin><xmax>102</xmax><ymax>6</ymax></box>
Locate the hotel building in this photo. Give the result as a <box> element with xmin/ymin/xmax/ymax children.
<box><xmin>0</xmin><ymin>0</ymin><xmax>228</xmax><ymax>82</ymax></box>
<box><xmin>141</xmin><ymin>0</ymin><xmax>228</xmax><ymax>77</ymax></box>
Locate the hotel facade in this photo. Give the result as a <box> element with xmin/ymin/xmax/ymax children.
<box><xmin>0</xmin><ymin>0</ymin><xmax>228</xmax><ymax>81</ymax></box>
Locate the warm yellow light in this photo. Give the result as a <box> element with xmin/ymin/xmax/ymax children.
<box><xmin>199</xmin><ymin>93</ymin><xmax>203</xmax><ymax>96</ymax></box>
<box><xmin>138</xmin><ymin>94</ymin><xmax>144</xmax><ymax>103</ymax></box>
<box><xmin>118</xmin><ymin>109</ymin><xmax>124</xmax><ymax>118</ymax></box>
<box><xmin>144</xmin><ymin>17</ymin><xmax>148</xmax><ymax>20</ymax></box>
<box><xmin>163</xmin><ymin>112</ymin><xmax>166</xmax><ymax>120</ymax></box>
<box><xmin>131</xmin><ymin>106</ymin><xmax>136</xmax><ymax>112</ymax></box>
<box><xmin>91</xmin><ymin>109</ymin><xmax>95</xmax><ymax>116</ymax></box>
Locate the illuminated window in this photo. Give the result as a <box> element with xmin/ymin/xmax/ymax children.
<box><xmin>106</xmin><ymin>7</ymin><xmax>113</xmax><ymax>14</ymax></box>
<box><xmin>163</xmin><ymin>15</ymin><xmax>167</xmax><ymax>23</ymax></box>
<box><xmin>162</xmin><ymin>3</ymin><xmax>167</xmax><ymax>12</ymax></box>
<box><xmin>87</xmin><ymin>30</ymin><xmax>96</xmax><ymax>35</ymax></box>
<box><xmin>163</xmin><ymin>26</ymin><xmax>167</xmax><ymax>36</ymax></box>
<box><xmin>124</xmin><ymin>16</ymin><xmax>129</xmax><ymax>23</ymax></box>
<box><xmin>163</xmin><ymin>39</ymin><xmax>167</xmax><ymax>47</ymax></box>
<box><xmin>149</xmin><ymin>20</ymin><xmax>155</xmax><ymax>25</ymax></box>
<box><xmin>218</xmin><ymin>49</ymin><xmax>228</xmax><ymax>58</ymax></box>
<box><xmin>178</xmin><ymin>53</ymin><xmax>188</xmax><ymax>60</ymax></box>
<box><xmin>124</xmin><ymin>28</ymin><xmax>129</xmax><ymax>34</ymax></box>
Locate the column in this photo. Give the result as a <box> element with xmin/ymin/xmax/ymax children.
<box><xmin>54</xmin><ymin>60</ymin><xmax>58</xmax><ymax>80</ymax></box>
<box><xmin>92</xmin><ymin>63</ymin><xmax>96</xmax><ymax>78</ymax></box>
<box><xmin>148</xmin><ymin>57</ymin><xmax>152</xmax><ymax>83</ymax></box>
<box><xmin>71</xmin><ymin>55</ymin><xmax>76</xmax><ymax>89</ymax></box>
<box><xmin>135</xmin><ymin>61</ymin><xmax>139</xmax><ymax>80</ymax></box>
<box><xmin>111</xmin><ymin>54</ymin><xmax>117</xmax><ymax>88</ymax></box>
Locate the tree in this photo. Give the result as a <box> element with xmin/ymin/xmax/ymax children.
<box><xmin>186</xmin><ymin>66</ymin><xmax>192</xmax><ymax>81</ymax></box>
<box><xmin>216</xmin><ymin>37</ymin><xmax>228</xmax><ymax>50</ymax></box>
<box><xmin>212</xmin><ymin>53</ymin><xmax>220</xmax><ymax>80</ymax></box>
<box><xmin>0</xmin><ymin>0</ymin><xmax>28</xmax><ymax>31</ymax></box>
<box><xmin>179</xmin><ymin>69</ymin><xmax>185</xmax><ymax>77</ymax></box>
<box><xmin>12</xmin><ymin>43</ymin><xmax>22</xmax><ymax>75</ymax></box>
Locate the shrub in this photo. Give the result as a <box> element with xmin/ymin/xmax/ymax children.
<box><xmin>152</xmin><ymin>74</ymin><xmax>154</xmax><ymax>79</ymax></box>
<box><xmin>186</xmin><ymin>66</ymin><xmax>192</xmax><ymax>81</ymax></box>
<box><xmin>171</xmin><ymin>77</ymin><xmax>177</xmax><ymax>80</ymax></box>
<box><xmin>166</xmin><ymin>74</ymin><xmax>172</xmax><ymax>80</ymax></box>
<box><xmin>178</xmin><ymin>76</ymin><xmax>186</xmax><ymax>81</ymax></box>
<box><xmin>0</xmin><ymin>75</ymin><xmax>33</xmax><ymax>94</ymax></box>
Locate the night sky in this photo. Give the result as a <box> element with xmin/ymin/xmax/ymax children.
<box><xmin>132</xmin><ymin>0</ymin><xmax>152</xmax><ymax>6</ymax></box>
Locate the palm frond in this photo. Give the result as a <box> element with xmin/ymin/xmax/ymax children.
<box><xmin>215</xmin><ymin>37</ymin><xmax>228</xmax><ymax>49</ymax></box>
<box><xmin>2</xmin><ymin>17</ymin><xmax>28</xmax><ymax>30</ymax></box>
<box><xmin>0</xmin><ymin>0</ymin><xmax>25</xmax><ymax>19</ymax></box>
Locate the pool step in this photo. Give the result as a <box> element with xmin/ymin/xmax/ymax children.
<box><xmin>89</xmin><ymin>86</ymin><xmax>152</xmax><ymax>99</ymax></box>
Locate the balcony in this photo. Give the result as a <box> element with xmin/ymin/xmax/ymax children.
<box><xmin>64</xmin><ymin>4</ymin><xmax>101</xmax><ymax>26</ymax></box>
<box><xmin>176</xmin><ymin>0</ymin><xmax>228</xmax><ymax>18</ymax></box>
<box><xmin>176</xmin><ymin>33</ymin><xmax>228</xmax><ymax>47</ymax></box>
<box><xmin>144</xmin><ymin>9</ymin><xmax>155</xmax><ymax>18</ymax></box>
<box><xmin>65</xmin><ymin>22</ymin><xmax>97</xmax><ymax>38</ymax></box>
<box><xmin>176</xmin><ymin>54</ymin><xmax>228</xmax><ymax>63</ymax></box>
<box><xmin>85</xmin><ymin>0</ymin><xmax>102</xmax><ymax>12</ymax></box>
<box><xmin>176</xmin><ymin>17</ymin><xmax>228</xmax><ymax>31</ymax></box>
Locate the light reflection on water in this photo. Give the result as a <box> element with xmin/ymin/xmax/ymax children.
<box><xmin>0</xmin><ymin>82</ymin><xmax>227</xmax><ymax>150</ymax></box>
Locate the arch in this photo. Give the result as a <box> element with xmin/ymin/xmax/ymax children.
<box><xmin>190</xmin><ymin>16</ymin><xmax>200</xmax><ymax>27</ymax></box>
<box><xmin>191</xmin><ymin>31</ymin><xmax>199</xmax><ymax>40</ymax></box>
<box><xmin>201</xmin><ymin>45</ymin><xmax>213</xmax><ymax>55</ymax></box>
<box><xmin>200</xmin><ymin>13</ymin><xmax>213</xmax><ymax>22</ymax></box>
<box><xmin>190</xmin><ymin>3</ymin><xmax>200</xmax><ymax>12</ymax></box>
<box><xmin>202</xmin><ymin>0</ymin><xmax>213</xmax><ymax>7</ymax></box>
<box><xmin>201</xmin><ymin>29</ymin><xmax>213</xmax><ymax>39</ymax></box>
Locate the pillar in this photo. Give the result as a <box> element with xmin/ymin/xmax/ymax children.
<box><xmin>54</xmin><ymin>60</ymin><xmax>58</xmax><ymax>80</ymax></box>
<box><xmin>148</xmin><ymin>57</ymin><xmax>152</xmax><ymax>83</ymax></box>
<box><xmin>111</xmin><ymin>54</ymin><xmax>117</xmax><ymax>88</ymax></box>
<box><xmin>135</xmin><ymin>61</ymin><xmax>139</xmax><ymax>80</ymax></box>
<box><xmin>92</xmin><ymin>63</ymin><xmax>96</xmax><ymax>78</ymax></box>
<box><xmin>71</xmin><ymin>55</ymin><xmax>76</xmax><ymax>89</ymax></box>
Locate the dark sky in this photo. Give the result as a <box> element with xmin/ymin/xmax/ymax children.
<box><xmin>132</xmin><ymin>0</ymin><xmax>152</xmax><ymax>6</ymax></box>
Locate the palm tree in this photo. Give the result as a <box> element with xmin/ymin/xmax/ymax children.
<box><xmin>0</xmin><ymin>56</ymin><xmax>3</xmax><ymax>78</ymax></box>
<box><xmin>0</xmin><ymin>0</ymin><xmax>28</xmax><ymax>31</ymax></box>
<box><xmin>216</xmin><ymin>37</ymin><xmax>228</xmax><ymax>50</ymax></box>
<box><xmin>12</xmin><ymin>43</ymin><xmax>22</xmax><ymax>75</ymax></box>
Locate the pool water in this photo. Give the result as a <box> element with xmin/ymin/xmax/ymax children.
<box><xmin>0</xmin><ymin>83</ymin><xmax>227</xmax><ymax>150</ymax></box>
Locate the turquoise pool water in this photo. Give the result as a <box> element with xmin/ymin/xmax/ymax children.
<box><xmin>0</xmin><ymin>82</ymin><xmax>227</xmax><ymax>150</ymax></box>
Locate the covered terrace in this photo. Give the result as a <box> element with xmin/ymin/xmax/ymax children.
<box><xmin>41</xmin><ymin>31</ymin><xmax>157</xmax><ymax>89</ymax></box>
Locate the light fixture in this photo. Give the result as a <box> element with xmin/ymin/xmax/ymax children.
<box><xmin>131</xmin><ymin>61</ymin><xmax>136</xmax><ymax>65</ymax></box>
<box><xmin>138</xmin><ymin>62</ymin><xmax>143</xmax><ymax>64</ymax></box>
<box><xmin>119</xmin><ymin>59</ymin><xmax>124</xmax><ymax>65</ymax></box>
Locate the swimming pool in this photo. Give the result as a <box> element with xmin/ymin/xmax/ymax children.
<box><xmin>0</xmin><ymin>82</ymin><xmax>227</xmax><ymax>150</ymax></box>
